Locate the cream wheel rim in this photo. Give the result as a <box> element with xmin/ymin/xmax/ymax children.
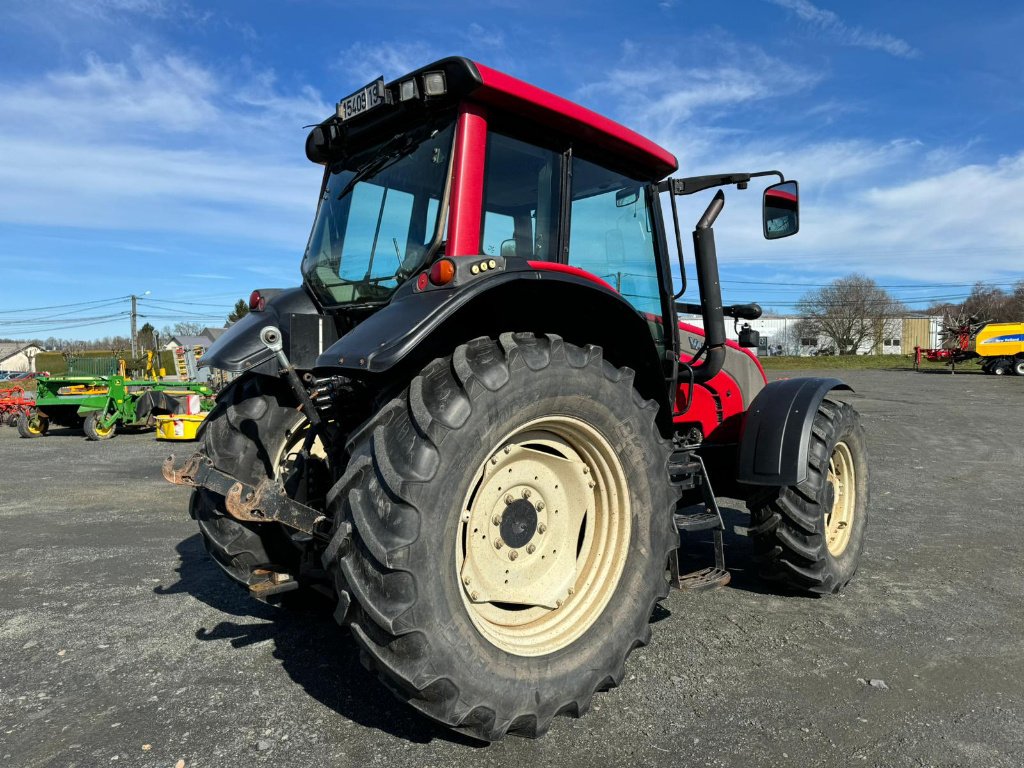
<box><xmin>456</xmin><ymin>415</ymin><xmax>631</xmax><ymax>657</ymax></box>
<box><xmin>825</xmin><ymin>440</ymin><xmax>855</xmax><ymax>556</ymax></box>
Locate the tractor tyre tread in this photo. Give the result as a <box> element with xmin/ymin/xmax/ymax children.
<box><xmin>746</xmin><ymin>398</ymin><xmax>869</xmax><ymax>595</ymax></box>
<box><xmin>324</xmin><ymin>333</ymin><xmax>677</xmax><ymax>741</ymax></box>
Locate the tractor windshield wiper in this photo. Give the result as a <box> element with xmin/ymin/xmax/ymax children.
<box><xmin>336</xmin><ymin>140</ymin><xmax>420</xmax><ymax>200</ymax></box>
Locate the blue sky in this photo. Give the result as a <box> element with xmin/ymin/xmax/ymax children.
<box><xmin>1</xmin><ymin>0</ymin><xmax>1022</xmax><ymax>340</ymax></box>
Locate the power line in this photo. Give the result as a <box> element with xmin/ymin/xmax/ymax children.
<box><xmin>0</xmin><ymin>295</ymin><xmax>131</xmax><ymax>315</ymax></box>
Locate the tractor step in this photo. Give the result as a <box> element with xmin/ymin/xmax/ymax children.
<box><xmin>675</xmin><ymin>566</ymin><xmax>732</xmax><ymax>591</ymax></box>
<box><xmin>668</xmin><ymin>450</ymin><xmax>731</xmax><ymax>590</ymax></box>
<box><xmin>674</xmin><ymin>508</ymin><xmax>721</xmax><ymax>531</ymax></box>
<box><xmin>248</xmin><ymin>570</ymin><xmax>300</xmax><ymax>603</ymax></box>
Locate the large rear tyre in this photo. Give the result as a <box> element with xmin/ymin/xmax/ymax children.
<box><xmin>324</xmin><ymin>333</ymin><xmax>678</xmax><ymax>741</ymax></box>
<box><xmin>190</xmin><ymin>375</ymin><xmax>328</xmax><ymax>587</ymax></box>
<box><xmin>17</xmin><ymin>411</ymin><xmax>48</xmax><ymax>438</ymax></box>
<box><xmin>1012</xmin><ymin>359</ymin><xmax>1024</xmax><ymax>376</ymax></box>
<box><xmin>747</xmin><ymin>398</ymin><xmax>869</xmax><ymax>595</ymax></box>
<box><xmin>83</xmin><ymin>411</ymin><xmax>118</xmax><ymax>440</ymax></box>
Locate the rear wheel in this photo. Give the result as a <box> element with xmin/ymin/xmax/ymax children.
<box><xmin>84</xmin><ymin>411</ymin><xmax>118</xmax><ymax>440</ymax></box>
<box><xmin>747</xmin><ymin>398</ymin><xmax>868</xmax><ymax>595</ymax></box>
<box><xmin>1013</xmin><ymin>359</ymin><xmax>1024</xmax><ymax>376</ymax></box>
<box><xmin>191</xmin><ymin>375</ymin><xmax>328</xmax><ymax>587</ymax></box>
<box><xmin>324</xmin><ymin>333</ymin><xmax>677</xmax><ymax>740</ymax></box>
<box><xmin>17</xmin><ymin>411</ymin><xmax>48</xmax><ymax>438</ymax></box>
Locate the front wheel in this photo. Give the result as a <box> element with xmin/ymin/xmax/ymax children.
<box><xmin>325</xmin><ymin>333</ymin><xmax>678</xmax><ymax>740</ymax></box>
<box><xmin>17</xmin><ymin>411</ymin><xmax>48</xmax><ymax>438</ymax></box>
<box><xmin>747</xmin><ymin>398</ymin><xmax>869</xmax><ymax>595</ymax></box>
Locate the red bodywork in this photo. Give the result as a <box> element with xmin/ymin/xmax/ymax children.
<box><xmin>674</xmin><ymin>322</ymin><xmax>766</xmax><ymax>442</ymax></box>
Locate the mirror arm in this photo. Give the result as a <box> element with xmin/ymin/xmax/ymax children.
<box><xmin>668</xmin><ymin>188</ymin><xmax>687</xmax><ymax>298</ymax></box>
<box><xmin>658</xmin><ymin>170</ymin><xmax>785</xmax><ymax>197</ymax></box>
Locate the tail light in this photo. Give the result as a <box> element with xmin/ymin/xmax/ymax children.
<box><xmin>249</xmin><ymin>290</ymin><xmax>266</xmax><ymax>312</ymax></box>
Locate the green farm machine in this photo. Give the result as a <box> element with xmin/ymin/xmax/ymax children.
<box><xmin>18</xmin><ymin>355</ymin><xmax>212</xmax><ymax>440</ymax></box>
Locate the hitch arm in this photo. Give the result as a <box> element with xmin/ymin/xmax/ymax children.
<box><xmin>162</xmin><ymin>453</ymin><xmax>328</xmax><ymax>538</ymax></box>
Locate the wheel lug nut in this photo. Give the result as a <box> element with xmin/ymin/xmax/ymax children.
<box><xmin>509</xmin><ymin>550</ymin><xmax>518</xmax><ymax>561</ymax></box>
<box><xmin>567</xmin><ymin>586</ymin><xmax>575</xmax><ymax>595</ymax></box>
<box><xmin>503</xmin><ymin>445</ymin><xmax>512</xmax><ymax>454</ymax></box>
<box><xmin>522</xmin><ymin>489</ymin><xmax>531</xmax><ymax>499</ymax></box>
<box><xmin>588</xmin><ymin>481</ymin><xmax>596</xmax><ymax>489</ymax></box>
<box><xmin>494</xmin><ymin>538</ymin><xmax>504</xmax><ymax>549</ymax></box>
<box><xmin>556</xmin><ymin>599</ymin><xmax>563</xmax><ymax>607</ymax></box>
<box><xmin>538</xmin><ymin>524</ymin><xmax>547</xmax><ymax>534</ymax></box>
<box><xmin>536</xmin><ymin>501</ymin><xmax>544</xmax><ymax>511</ymax></box>
<box><xmin>526</xmin><ymin>544</ymin><xmax>536</xmax><ymax>554</ymax></box>
<box><xmin>463</xmin><ymin>575</ymin><xmax>471</xmax><ymax>585</ymax></box>
<box><xmin>471</xmin><ymin>591</ymin><xmax>479</xmax><ymax>601</ymax></box>
<box><xmin>505</xmin><ymin>494</ymin><xmax>514</xmax><ymax>505</ymax></box>
<box><xmin>492</xmin><ymin>514</ymin><xmax>502</xmax><ymax>526</ymax></box>
<box><xmin>582</xmin><ymin>466</ymin><xmax>590</xmax><ymax>474</ymax></box>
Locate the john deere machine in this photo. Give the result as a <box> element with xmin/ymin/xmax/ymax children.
<box><xmin>165</xmin><ymin>57</ymin><xmax>869</xmax><ymax>740</ymax></box>
<box><xmin>20</xmin><ymin>354</ymin><xmax>212</xmax><ymax>440</ymax></box>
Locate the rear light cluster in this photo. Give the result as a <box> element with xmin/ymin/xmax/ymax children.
<box><xmin>429</xmin><ymin>259</ymin><xmax>455</xmax><ymax>286</ymax></box>
<box><xmin>249</xmin><ymin>290</ymin><xmax>266</xmax><ymax>312</ymax></box>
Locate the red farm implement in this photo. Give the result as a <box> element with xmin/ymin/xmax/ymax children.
<box><xmin>0</xmin><ymin>386</ymin><xmax>35</xmax><ymax>427</ymax></box>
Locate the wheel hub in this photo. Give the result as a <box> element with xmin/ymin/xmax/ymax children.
<box><xmin>499</xmin><ymin>498</ymin><xmax>537</xmax><ymax>549</ymax></box>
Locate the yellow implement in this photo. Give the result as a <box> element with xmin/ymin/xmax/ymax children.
<box><xmin>971</xmin><ymin>322</ymin><xmax>1024</xmax><ymax>358</ymax></box>
<box><xmin>154</xmin><ymin>413</ymin><xmax>208</xmax><ymax>441</ymax></box>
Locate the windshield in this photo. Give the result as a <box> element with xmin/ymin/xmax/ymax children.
<box><xmin>301</xmin><ymin>119</ymin><xmax>455</xmax><ymax>306</ymax></box>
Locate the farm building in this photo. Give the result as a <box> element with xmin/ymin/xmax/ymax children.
<box><xmin>675</xmin><ymin>314</ymin><xmax>942</xmax><ymax>356</ymax></box>
<box><xmin>0</xmin><ymin>342</ymin><xmax>44</xmax><ymax>372</ymax></box>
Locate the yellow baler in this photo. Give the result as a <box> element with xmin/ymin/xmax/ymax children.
<box><xmin>971</xmin><ymin>322</ymin><xmax>1024</xmax><ymax>375</ymax></box>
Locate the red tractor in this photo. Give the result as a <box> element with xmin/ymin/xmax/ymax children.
<box><xmin>165</xmin><ymin>57</ymin><xmax>868</xmax><ymax>740</ymax></box>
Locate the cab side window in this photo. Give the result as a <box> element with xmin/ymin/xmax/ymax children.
<box><xmin>481</xmin><ymin>133</ymin><xmax>562</xmax><ymax>261</ymax></box>
<box><xmin>567</xmin><ymin>159</ymin><xmax>661</xmax><ymax>318</ymax></box>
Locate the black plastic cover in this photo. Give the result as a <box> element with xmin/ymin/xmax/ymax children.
<box><xmin>736</xmin><ymin>377</ymin><xmax>852</xmax><ymax>486</ymax></box>
<box><xmin>203</xmin><ymin>287</ymin><xmax>321</xmax><ymax>374</ymax></box>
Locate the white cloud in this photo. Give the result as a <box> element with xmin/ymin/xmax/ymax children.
<box><xmin>0</xmin><ymin>49</ymin><xmax>328</xmax><ymax>243</ymax></box>
<box><xmin>767</xmin><ymin>0</ymin><xmax>918</xmax><ymax>58</ymax></box>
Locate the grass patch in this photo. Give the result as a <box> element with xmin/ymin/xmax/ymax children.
<box><xmin>758</xmin><ymin>354</ymin><xmax>974</xmax><ymax>373</ymax></box>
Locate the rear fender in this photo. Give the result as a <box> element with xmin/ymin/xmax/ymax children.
<box><xmin>313</xmin><ymin>271</ymin><xmax>671</xmax><ymax>421</ymax></box>
<box><xmin>737</xmin><ymin>377</ymin><xmax>852</xmax><ymax>486</ymax></box>
<box><xmin>203</xmin><ymin>287</ymin><xmax>335</xmax><ymax>374</ymax></box>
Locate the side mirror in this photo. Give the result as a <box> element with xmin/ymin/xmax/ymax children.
<box><xmin>763</xmin><ymin>180</ymin><xmax>799</xmax><ymax>240</ymax></box>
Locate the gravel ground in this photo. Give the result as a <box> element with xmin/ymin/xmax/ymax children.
<box><xmin>1</xmin><ymin>368</ymin><xmax>1022</xmax><ymax>768</ymax></box>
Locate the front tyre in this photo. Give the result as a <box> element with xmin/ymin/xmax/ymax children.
<box><xmin>747</xmin><ymin>398</ymin><xmax>869</xmax><ymax>595</ymax></box>
<box><xmin>191</xmin><ymin>375</ymin><xmax>328</xmax><ymax>587</ymax></box>
<box><xmin>324</xmin><ymin>333</ymin><xmax>677</xmax><ymax>740</ymax></box>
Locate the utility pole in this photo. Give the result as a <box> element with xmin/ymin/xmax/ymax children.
<box><xmin>130</xmin><ymin>291</ymin><xmax>150</xmax><ymax>358</ymax></box>
<box><xmin>130</xmin><ymin>295</ymin><xmax>138</xmax><ymax>359</ymax></box>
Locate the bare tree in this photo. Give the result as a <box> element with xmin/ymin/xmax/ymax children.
<box><xmin>797</xmin><ymin>274</ymin><xmax>905</xmax><ymax>355</ymax></box>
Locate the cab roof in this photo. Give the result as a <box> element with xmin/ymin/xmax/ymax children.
<box><xmin>317</xmin><ymin>57</ymin><xmax>678</xmax><ymax>181</ymax></box>
<box><xmin>464</xmin><ymin>59</ymin><xmax>679</xmax><ymax>181</ymax></box>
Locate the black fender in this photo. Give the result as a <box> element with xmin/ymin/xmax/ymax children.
<box><xmin>313</xmin><ymin>269</ymin><xmax>670</xmax><ymax>417</ymax></box>
<box><xmin>736</xmin><ymin>377</ymin><xmax>852</xmax><ymax>486</ymax></box>
<box><xmin>203</xmin><ymin>287</ymin><xmax>332</xmax><ymax>374</ymax></box>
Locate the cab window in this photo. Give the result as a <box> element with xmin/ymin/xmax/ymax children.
<box><xmin>480</xmin><ymin>133</ymin><xmax>562</xmax><ymax>261</ymax></box>
<box><xmin>567</xmin><ymin>158</ymin><xmax>661</xmax><ymax>318</ymax></box>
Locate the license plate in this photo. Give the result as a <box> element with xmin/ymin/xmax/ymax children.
<box><xmin>337</xmin><ymin>78</ymin><xmax>391</xmax><ymax>122</ymax></box>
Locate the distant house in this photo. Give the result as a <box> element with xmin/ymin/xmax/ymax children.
<box><xmin>0</xmin><ymin>342</ymin><xmax>44</xmax><ymax>372</ymax></box>
<box><xmin>162</xmin><ymin>327</ymin><xmax>227</xmax><ymax>351</ymax></box>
